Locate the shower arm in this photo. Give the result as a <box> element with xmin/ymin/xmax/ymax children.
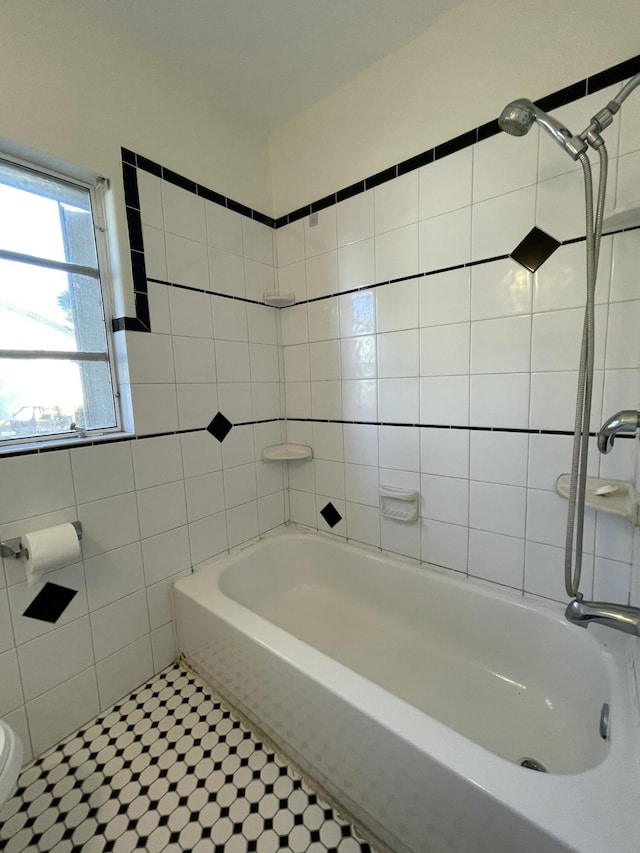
<box><xmin>579</xmin><ymin>72</ymin><xmax>640</xmax><ymax>149</ymax></box>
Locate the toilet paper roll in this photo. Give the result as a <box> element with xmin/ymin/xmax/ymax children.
<box><xmin>22</xmin><ymin>523</ymin><xmax>81</xmax><ymax>586</ymax></box>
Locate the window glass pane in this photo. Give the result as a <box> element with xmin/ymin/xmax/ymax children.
<box><xmin>0</xmin><ymin>160</ymin><xmax>98</xmax><ymax>269</ymax></box>
<box><xmin>0</xmin><ymin>260</ymin><xmax>107</xmax><ymax>353</ymax></box>
<box><xmin>0</xmin><ymin>358</ymin><xmax>117</xmax><ymax>441</ymax></box>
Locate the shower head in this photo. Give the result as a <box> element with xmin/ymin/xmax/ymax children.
<box><xmin>498</xmin><ymin>97</ymin><xmax>587</xmax><ymax>160</ymax></box>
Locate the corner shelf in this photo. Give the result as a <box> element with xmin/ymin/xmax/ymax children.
<box><xmin>556</xmin><ymin>474</ymin><xmax>638</xmax><ymax>525</ymax></box>
<box><xmin>603</xmin><ymin>204</ymin><xmax>640</xmax><ymax>233</ymax></box>
<box><xmin>261</xmin><ymin>444</ymin><xmax>313</xmax><ymax>462</ymax></box>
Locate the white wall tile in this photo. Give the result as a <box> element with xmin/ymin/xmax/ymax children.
<box><xmin>526</xmin><ymin>488</ymin><xmax>595</xmax><ymax>552</ymax></box>
<box><xmin>91</xmin><ymin>589</ymin><xmax>150</xmax><ymax>662</ymax></box>
<box><xmin>132</xmin><ymin>434</ymin><xmax>184</xmax><ymax>490</ymax></box>
<box><xmin>188</xmin><ymin>512</ymin><xmax>228</xmax><ymax>566</ymax></box>
<box><xmin>421</xmin><ymin>518</ymin><xmax>468</xmax><ymax>573</ymax></box>
<box><xmin>531</xmin><ymin>305</ymin><xmax>606</xmax><ymax>373</ymax></box>
<box><xmin>420</xmin><ymin>376</ymin><xmax>469</xmax><ymax>425</ymax></box>
<box><xmin>215</xmin><ymin>340</ymin><xmax>251</xmax><ymax>383</ymax></box>
<box><xmin>289</xmin><ymin>489</ymin><xmax>317</xmax><ymax>529</ymax></box>
<box><xmin>471</xmin><ymin>259</ymin><xmax>532</xmax><ymax>320</ymax></box>
<box><xmin>420</xmin><ymin>428</ymin><xmax>469</xmax><ymax>479</ymax></box>
<box><xmin>180</xmin><ymin>431</ymin><xmax>222</xmax><ymax>479</ymax></box>
<box><xmin>468</xmin><ymin>529</ymin><xmax>524</xmax><ymax>589</ymax></box>
<box><xmin>471</xmin><ymin>314</ymin><xmax>531</xmax><ymax>374</ymax></box>
<box><xmin>185</xmin><ymin>472</ymin><xmax>225</xmax><ymax>522</ymax></box>
<box><xmin>205</xmin><ymin>201</ymin><xmax>243</xmax><ymax>255</ymax></box>
<box><xmin>340</xmin><ymin>335</ymin><xmax>376</xmax><ymax>379</ymax></box>
<box><xmin>276</xmin><ymin>220</ymin><xmax>305</xmax><ymax>266</ymax></box>
<box><xmin>278</xmin><ymin>260</ymin><xmax>306</xmax><ymax>302</ymax></box>
<box><xmin>473</xmin><ymin>128</ymin><xmax>539</xmax><ymax>202</ymax></box>
<box><xmin>378</xmin><ymin>330</ymin><xmax>419</xmax><ymax>378</ymax></box>
<box><xmin>283</xmin><ymin>344</ymin><xmax>310</xmax><ymax>382</ymax></box>
<box><xmin>470</xmin><ymin>431</ymin><xmax>528</xmax><ymax>486</ymax></box>
<box><xmin>595</xmin><ymin>512</ymin><xmax>634</xmax><ymax>564</ymax></box>
<box><xmin>281</xmin><ymin>303</ymin><xmax>309</xmax><ymax>345</ymax></box>
<box><xmin>337</xmin><ymin>191</ymin><xmax>374</xmax><ymax>246</ymax></box>
<box><xmin>244</xmin><ymin>258</ymin><xmax>274</xmax><ymax>302</ymax></box>
<box><xmin>250</xmin><ymin>343</ymin><xmax>281</xmax><ymax>382</ymax></box>
<box><xmin>419</xmin><ymin>268</ymin><xmax>470</xmax><ymax>327</ymax></box>
<box><xmin>141</xmin><ymin>526</ymin><xmax>191</xmax><ymax>586</ymax></box>
<box><xmin>0</xmin><ymin>590</ymin><xmax>14</xmax><ymax>653</ymax></box>
<box><xmin>18</xmin><ymin>616</ymin><xmax>94</xmax><ymax>700</ymax></box>
<box><xmin>126</xmin><ymin>331</ymin><xmax>176</xmax><ymax>383</ymax></box>
<box><xmin>257</xmin><ymin>492</ymin><xmax>285</xmax><ymax>534</ymax></box>
<box><xmin>71</xmin><ymin>442</ymin><xmax>134</xmax><ymax>504</ymax></box>
<box><xmin>379</xmin><ymin>425</ymin><xmax>419</xmax><ymax>472</ymax></box>
<box><xmin>469</xmin><ymin>481</ymin><xmax>526</xmax><ymax>537</ymax></box>
<box><xmin>168</xmin><ymin>286</ymin><xmax>213</xmax><ymax>338</ymax></box>
<box><xmin>337</xmin><ymin>239</ymin><xmax>375</xmax><ymax>292</ymax></box>
<box><xmin>419</xmin><ymin>206</ymin><xmax>471</xmax><ymax>272</ymax></box>
<box><xmin>346</xmin><ymin>502</ymin><xmax>380</xmax><ymax>548</ymax></box>
<box><xmin>375</xmin><ymin>223</ymin><xmax>419</xmax><ymax>281</ymax></box>
<box><xmin>342</xmin><ymin>379</ymin><xmax>377</xmax><ymax>420</ymax></box>
<box><xmin>165</xmin><ymin>232</ymin><xmax>209</xmax><ymax>290</ymax></box>
<box><xmin>312</xmin><ymin>422</ymin><xmax>344</xmax><ymax>462</ymax></box>
<box><xmin>420</xmin><ymin>474</ymin><xmax>469</xmax><ymax>526</ymax></box>
<box><xmin>95</xmin><ymin>636</ymin><xmax>153</xmax><ymax>710</ymax></box>
<box><xmin>0</xmin><ymin>649</ymin><xmax>23</xmax><ymax>715</ymax></box>
<box><xmin>243</xmin><ymin>218</ymin><xmax>274</xmax><ymax>264</ymax></box>
<box><xmin>227</xmin><ymin>502</ymin><xmax>259</xmax><ymax>549</ymax></box>
<box><xmin>26</xmin><ymin>668</ymin><xmax>99</xmax><ymax>756</ymax></box>
<box><xmin>381</xmin><ymin>516</ymin><xmax>420</xmax><ymax>560</ymax></box>
<box><xmin>309</xmin><ymin>340</ymin><xmax>341</xmax><ymax>381</ymax></box>
<box><xmin>529</xmin><ymin>370</ymin><xmax>603</xmax><ymax>432</ymax></box>
<box><xmin>593</xmin><ymin>556</ymin><xmax>631</xmax><ymax>605</ymax></box>
<box><xmin>147</xmin><ymin>282</ymin><xmax>171</xmax><ymax>334</ymax></box>
<box><xmin>223</xmin><ymin>464</ymin><xmax>257</xmax><ymax>509</ymax></box>
<box><xmin>162</xmin><ymin>182</ymin><xmax>206</xmax><ymax>243</ymax></box>
<box><xmin>378</xmin><ymin>378</ymin><xmax>419</xmax><ymax>422</ymax></box>
<box><xmin>311</xmin><ymin>380</ymin><xmax>342</xmax><ymax>419</ymax></box>
<box><xmin>470</xmin><ymin>373</ymin><xmax>529</xmax><ymax>428</ymax></box>
<box><xmin>471</xmin><ymin>185</ymin><xmax>536</xmax><ymax>261</ymax></box>
<box><xmin>533</xmin><ymin>240</ymin><xmax>611</xmax><ymax>313</ymax></box>
<box><xmin>315</xmin><ymin>460</ymin><xmax>345</xmax><ymax>499</ymax></box>
<box><xmin>137</xmin><ymin>481</ymin><xmax>187</xmax><ymax>539</ymax></box>
<box><xmin>419</xmin><ymin>148</ymin><xmax>472</xmax><ymax>219</ymax></box>
<box><xmin>130</xmin><ymin>384</ymin><xmax>179</xmax><ymax>436</ymax></box>
<box><xmin>536</xmin><ymin>170</ymin><xmax>591</xmax><ymax>243</ymax></box>
<box><xmin>304</xmin><ymin>208</ymin><xmax>337</xmax><ymax>257</ymax></box>
<box><xmin>374</xmin><ymin>172</ymin><xmax>419</xmax><ymax>234</ymax></box>
<box><xmin>605</xmin><ymin>300</ymin><xmax>640</xmax><ymax>369</ymax></box>
<box><xmin>142</xmin><ymin>224</ymin><xmax>167</xmax><ymax>280</ymax></box>
<box><xmin>527</xmin><ymin>433</ymin><xmax>586</xmax><ymax>491</ymax></box>
<box><xmin>0</xmin><ymin>451</ymin><xmax>75</xmax><ymax>525</ymax></box>
<box><xmin>137</xmin><ymin>171</ymin><xmax>163</xmax><ymax>229</ymax></box>
<box><xmin>344</xmin><ymin>464</ymin><xmax>379</xmax><ymax>506</ymax></box>
<box><xmin>84</xmin><ymin>542</ymin><xmax>145</xmax><ymax>612</ymax></box>
<box><xmin>420</xmin><ymin>323</ymin><xmax>470</xmax><ymax>376</ymax></box>
<box><xmin>343</xmin><ymin>424</ymin><xmax>378</xmax><ymax>467</ymax></box>
<box><xmin>173</xmin><ymin>336</ymin><xmax>216</xmax><ymax>383</ymax></box>
<box><xmin>376</xmin><ymin>278</ymin><xmax>419</xmax><ymax>333</ymax></box>
<box><xmin>339</xmin><ymin>291</ymin><xmax>376</xmax><ymax>338</ymax></box>
<box><xmin>78</xmin><ymin>492</ymin><xmax>140</xmax><ymax>559</ymax></box>
<box><xmin>176</xmin><ymin>383</ymin><xmax>219</xmax><ymax>431</ymax></box>
<box><xmin>221</xmin><ymin>424</ymin><xmax>256</xmax><ymax>469</ymax></box>
<box><xmin>217</xmin><ymin>383</ymin><xmax>252</xmax><ymax>423</ymax></box>
<box><xmin>526</xmin><ymin>540</ymin><xmax>592</xmax><ymax>602</ymax></box>
<box><xmin>151</xmin><ymin>623</ymin><xmax>177</xmax><ymax>673</ymax></box>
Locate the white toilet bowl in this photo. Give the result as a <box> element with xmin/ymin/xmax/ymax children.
<box><xmin>0</xmin><ymin>720</ymin><xmax>23</xmax><ymax>809</ymax></box>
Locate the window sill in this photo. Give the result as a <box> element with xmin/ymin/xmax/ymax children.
<box><xmin>0</xmin><ymin>430</ymin><xmax>136</xmax><ymax>458</ymax></box>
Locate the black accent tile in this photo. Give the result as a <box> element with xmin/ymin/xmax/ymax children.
<box><xmin>136</xmin><ymin>155</ymin><xmax>162</xmax><ymax>178</ymax></box>
<box><xmin>588</xmin><ymin>54</ymin><xmax>640</xmax><ymax>95</ymax></box>
<box><xmin>336</xmin><ymin>180</ymin><xmax>366</xmax><ymax>203</ymax></box>
<box><xmin>310</xmin><ymin>194</ymin><xmax>337</xmax><ymax>214</ymax></box>
<box><xmin>274</xmin><ymin>215</ymin><xmax>289</xmax><ymax>229</ymax></box>
<box><xmin>197</xmin><ymin>184</ymin><xmax>227</xmax><ymax>207</ymax></box>
<box><xmin>122</xmin><ymin>163</ymin><xmax>140</xmax><ymax>210</ymax></box>
<box><xmin>125</xmin><ymin>207</ymin><xmax>144</xmax><ymax>253</ymax></box>
<box><xmin>227</xmin><ymin>198</ymin><xmax>253</xmax><ymax>218</ymax></box>
<box><xmin>22</xmin><ymin>583</ymin><xmax>77</xmax><ymax>623</ymax></box>
<box><xmin>434</xmin><ymin>128</ymin><xmax>477</xmax><ymax>160</ymax></box>
<box><xmin>364</xmin><ymin>165</ymin><xmax>397</xmax><ymax>189</ymax></box>
<box><xmin>320</xmin><ymin>502</ymin><xmax>342</xmax><ymax>529</ymax></box>
<box><xmin>510</xmin><ymin>226</ymin><xmax>561</xmax><ymax>272</ymax></box>
<box><xmin>476</xmin><ymin>119</ymin><xmax>501</xmax><ymax>142</ymax></box>
<box><xmin>162</xmin><ymin>168</ymin><xmax>197</xmax><ymax>194</ymax></box>
<box><xmin>397</xmin><ymin>148</ymin><xmax>434</xmax><ymax>175</ymax></box>
<box><xmin>252</xmin><ymin>210</ymin><xmax>276</xmax><ymax>229</ymax></box>
<box><xmin>112</xmin><ymin>316</ymin><xmax>149</xmax><ymax>333</ymax></box>
<box><xmin>130</xmin><ymin>250</ymin><xmax>148</xmax><ymax>294</ymax></box>
<box><xmin>287</xmin><ymin>204</ymin><xmax>312</xmax><ymax>224</ymax></box>
<box><xmin>207</xmin><ymin>412</ymin><xmax>233</xmax><ymax>442</ymax></box>
<box><xmin>134</xmin><ymin>292</ymin><xmax>151</xmax><ymax>331</ymax></box>
<box><xmin>121</xmin><ymin>148</ymin><xmax>137</xmax><ymax>166</ymax></box>
<box><xmin>536</xmin><ymin>80</ymin><xmax>587</xmax><ymax>114</ymax></box>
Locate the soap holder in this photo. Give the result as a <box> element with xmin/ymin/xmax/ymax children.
<box><xmin>555</xmin><ymin>474</ymin><xmax>638</xmax><ymax>525</ymax></box>
<box><xmin>261</xmin><ymin>444</ymin><xmax>313</xmax><ymax>462</ymax></box>
<box><xmin>379</xmin><ymin>485</ymin><xmax>420</xmax><ymax>522</ymax></box>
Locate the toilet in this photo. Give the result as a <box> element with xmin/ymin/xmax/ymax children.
<box><xmin>0</xmin><ymin>721</ymin><xmax>23</xmax><ymax>809</ymax></box>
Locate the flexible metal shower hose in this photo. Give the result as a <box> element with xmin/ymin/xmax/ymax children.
<box><xmin>564</xmin><ymin>146</ymin><xmax>608</xmax><ymax>598</ymax></box>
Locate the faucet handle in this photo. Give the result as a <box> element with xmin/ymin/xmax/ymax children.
<box><xmin>597</xmin><ymin>409</ymin><xmax>640</xmax><ymax>454</ymax></box>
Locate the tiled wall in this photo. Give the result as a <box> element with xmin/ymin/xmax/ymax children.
<box><xmin>279</xmin><ymin>80</ymin><xmax>640</xmax><ymax>608</ymax></box>
<box><xmin>0</xmin><ymin>164</ymin><xmax>286</xmax><ymax>762</ymax></box>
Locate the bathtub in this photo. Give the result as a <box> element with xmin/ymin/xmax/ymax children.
<box><xmin>173</xmin><ymin>526</ymin><xmax>640</xmax><ymax>853</ymax></box>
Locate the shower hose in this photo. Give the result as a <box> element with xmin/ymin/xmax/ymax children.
<box><xmin>564</xmin><ymin>144</ymin><xmax>608</xmax><ymax>598</ymax></box>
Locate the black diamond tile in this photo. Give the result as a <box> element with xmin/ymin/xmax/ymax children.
<box><xmin>206</xmin><ymin>411</ymin><xmax>233</xmax><ymax>442</ymax></box>
<box><xmin>510</xmin><ymin>226</ymin><xmax>561</xmax><ymax>272</ymax></box>
<box><xmin>320</xmin><ymin>502</ymin><xmax>342</xmax><ymax>529</ymax></box>
<box><xmin>22</xmin><ymin>583</ymin><xmax>77</xmax><ymax>623</ymax></box>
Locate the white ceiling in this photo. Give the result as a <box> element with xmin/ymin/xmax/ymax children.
<box><xmin>89</xmin><ymin>0</ymin><xmax>451</xmax><ymax>129</ymax></box>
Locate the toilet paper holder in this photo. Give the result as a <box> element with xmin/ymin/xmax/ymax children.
<box><xmin>0</xmin><ymin>521</ymin><xmax>83</xmax><ymax>559</ymax></box>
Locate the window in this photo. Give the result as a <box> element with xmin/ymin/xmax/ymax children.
<box><xmin>0</xmin><ymin>155</ymin><xmax>120</xmax><ymax>448</ymax></box>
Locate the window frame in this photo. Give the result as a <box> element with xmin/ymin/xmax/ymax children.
<box><xmin>0</xmin><ymin>149</ymin><xmax>123</xmax><ymax>452</ymax></box>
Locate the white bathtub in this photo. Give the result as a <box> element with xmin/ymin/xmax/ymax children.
<box><xmin>173</xmin><ymin>526</ymin><xmax>640</xmax><ymax>853</ymax></box>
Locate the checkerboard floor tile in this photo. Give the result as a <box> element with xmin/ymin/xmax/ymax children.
<box><xmin>1</xmin><ymin>663</ymin><xmax>376</xmax><ymax>852</ymax></box>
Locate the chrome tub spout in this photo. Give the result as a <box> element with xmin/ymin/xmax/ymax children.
<box><xmin>565</xmin><ymin>595</ymin><xmax>640</xmax><ymax>636</ymax></box>
<box><xmin>597</xmin><ymin>410</ymin><xmax>640</xmax><ymax>454</ymax></box>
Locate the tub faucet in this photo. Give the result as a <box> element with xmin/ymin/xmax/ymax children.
<box><xmin>565</xmin><ymin>594</ymin><xmax>640</xmax><ymax>636</ymax></box>
<box><xmin>597</xmin><ymin>410</ymin><xmax>640</xmax><ymax>454</ymax></box>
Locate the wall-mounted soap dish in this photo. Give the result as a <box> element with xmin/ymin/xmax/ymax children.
<box><xmin>556</xmin><ymin>474</ymin><xmax>638</xmax><ymax>525</ymax></box>
<box><xmin>379</xmin><ymin>485</ymin><xmax>420</xmax><ymax>522</ymax></box>
<box><xmin>262</xmin><ymin>444</ymin><xmax>313</xmax><ymax>462</ymax></box>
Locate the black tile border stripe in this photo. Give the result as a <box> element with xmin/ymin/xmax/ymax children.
<box><xmin>113</xmin><ymin>52</ymin><xmax>640</xmax><ymax>329</ymax></box>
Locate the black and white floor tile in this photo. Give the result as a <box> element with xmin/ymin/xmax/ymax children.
<box><xmin>0</xmin><ymin>663</ymin><xmax>376</xmax><ymax>852</ymax></box>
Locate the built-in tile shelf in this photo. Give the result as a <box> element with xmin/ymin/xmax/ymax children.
<box><xmin>263</xmin><ymin>292</ymin><xmax>296</xmax><ymax>307</ymax></box>
<box><xmin>603</xmin><ymin>204</ymin><xmax>640</xmax><ymax>232</ymax></box>
<box><xmin>262</xmin><ymin>443</ymin><xmax>313</xmax><ymax>462</ymax></box>
<box><xmin>556</xmin><ymin>474</ymin><xmax>638</xmax><ymax>524</ymax></box>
